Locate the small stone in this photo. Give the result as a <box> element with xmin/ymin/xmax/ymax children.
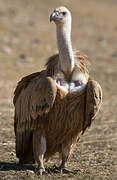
<box><xmin>26</xmin><ymin>170</ymin><xmax>34</xmax><ymax>174</ymax></box>
<box><xmin>19</xmin><ymin>54</ymin><xmax>26</xmax><ymax>59</ymax></box>
<box><xmin>3</xmin><ymin>46</ymin><xmax>12</xmax><ymax>54</ymax></box>
<box><xmin>111</xmin><ymin>52</ymin><xmax>117</xmax><ymax>57</ymax></box>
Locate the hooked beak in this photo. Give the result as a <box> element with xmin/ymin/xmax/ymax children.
<box><xmin>50</xmin><ymin>12</ymin><xmax>57</xmax><ymax>22</ymax></box>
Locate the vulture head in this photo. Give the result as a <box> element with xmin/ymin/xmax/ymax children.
<box><xmin>50</xmin><ymin>6</ymin><xmax>71</xmax><ymax>27</ymax></box>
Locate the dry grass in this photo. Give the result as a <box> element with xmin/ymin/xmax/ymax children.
<box><xmin>0</xmin><ymin>0</ymin><xmax>117</xmax><ymax>179</ymax></box>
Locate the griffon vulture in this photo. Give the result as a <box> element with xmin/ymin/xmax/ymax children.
<box><xmin>13</xmin><ymin>7</ymin><xmax>102</xmax><ymax>175</ymax></box>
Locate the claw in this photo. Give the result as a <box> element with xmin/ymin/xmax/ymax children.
<box><xmin>39</xmin><ymin>168</ymin><xmax>44</xmax><ymax>175</ymax></box>
<box><xmin>36</xmin><ymin>167</ymin><xmax>46</xmax><ymax>175</ymax></box>
<box><xmin>60</xmin><ymin>168</ymin><xmax>74</xmax><ymax>174</ymax></box>
<box><xmin>52</xmin><ymin>165</ymin><xmax>78</xmax><ymax>174</ymax></box>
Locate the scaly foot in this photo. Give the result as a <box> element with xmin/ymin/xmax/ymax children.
<box><xmin>52</xmin><ymin>165</ymin><xmax>75</xmax><ymax>174</ymax></box>
<box><xmin>35</xmin><ymin>167</ymin><xmax>46</xmax><ymax>175</ymax></box>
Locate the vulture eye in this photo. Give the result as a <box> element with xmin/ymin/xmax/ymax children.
<box><xmin>62</xmin><ymin>12</ymin><xmax>67</xmax><ymax>16</ymax></box>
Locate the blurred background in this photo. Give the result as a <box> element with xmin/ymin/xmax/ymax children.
<box><xmin>0</xmin><ymin>0</ymin><xmax>117</xmax><ymax>179</ymax></box>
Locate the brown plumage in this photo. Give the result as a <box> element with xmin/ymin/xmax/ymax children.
<box><xmin>13</xmin><ymin>6</ymin><xmax>102</xmax><ymax>174</ymax></box>
<box><xmin>14</xmin><ymin>53</ymin><xmax>102</xmax><ymax>169</ymax></box>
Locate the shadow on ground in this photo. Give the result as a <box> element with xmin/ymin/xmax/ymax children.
<box><xmin>0</xmin><ymin>162</ymin><xmax>35</xmax><ymax>171</ymax></box>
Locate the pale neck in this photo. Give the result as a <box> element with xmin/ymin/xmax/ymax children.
<box><xmin>56</xmin><ymin>23</ymin><xmax>75</xmax><ymax>76</ymax></box>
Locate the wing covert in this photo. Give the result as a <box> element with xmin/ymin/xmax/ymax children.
<box><xmin>30</xmin><ymin>77</ymin><xmax>57</xmax><ymax>119</ymax></box>
<box><xmin>14</xmin><ymin>74</ymin><xmax>57</xmax><ymax>161</ymax></box>
<box><xmin>83</xmin><ymin>79</ymin><xmax>102</xmax><ymax>132</ymax></box>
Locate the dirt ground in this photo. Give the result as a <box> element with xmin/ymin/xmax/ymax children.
<box><xmin>0</xmin><ymin>0</ymin><xmax>117</xmax><ymax>179</ymax></box>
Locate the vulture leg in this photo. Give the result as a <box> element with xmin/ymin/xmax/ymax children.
<box><xmin>33</xmin><ymin>128</ymin><xmax>46</xmax><ymax>175</ymax></box>
<box><xmin>58</xmin><ymin>141</ymin><xmax>74</xmax><ymax>173</ymax></box>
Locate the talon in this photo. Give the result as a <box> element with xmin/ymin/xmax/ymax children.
<box><xmin>59</xmin><ymin>167</ymin><xmax>75</xmax><ymax>174</ymax></box>
<box><xmin>36</xmin><ymin>166</ymin><xmax>45</xmax><ymax>175</ymax></box>
<box><xmin>39</xmin><ymin>168</ymin><xmax>43</xmax><ymax>175</ymax></box>
<box><xmin>61</xmin><ymin>168</ymin><xmax>72</xmax><ymax>174</ymax></box>
<box><xmin>39</xmin><ymin>167</ymin><xmax>45</xmax><ymax>175</ymax></box>
<box><xmin>62</xmin><ymin>168</ymin><xmax>79</xmax><ymax>174</ymax></box>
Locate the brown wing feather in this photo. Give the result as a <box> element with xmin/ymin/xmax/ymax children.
<box><xmin>14</xmin><ymin>70</ymin><xmax>46</xmax><ymax>136</ymax></box>
<box><xmin>30</xmin><ymin>77</ymin><xmax>57</xmax><ymax>119</ymax></box>
<box><xmin>83</xmin><ymin>79</ymin><xmax>102</xmax><ymax>133</ymax></box>
<box><xmin>13</xmin><ymin>70</ymin><xmax>46</xmax><ymax>105</ymax></box>
<box><xmin>45</xmin><ymin>54</ymin><xmax>59</xmax><ymax>76</ymax></box>
<box><xmin>14</xmin><ymin>72</ymin><xmax>57</xmax><ymax>162</ymax></box>
<box><xmin>44</xmin><ymin>87</ymin><xmax>86</xmax><ymax>159</ymax></box>
<box><xmin>44</xmin><ymin>79</ymin><xmax>102</xmax><ymax>159</ymax></box>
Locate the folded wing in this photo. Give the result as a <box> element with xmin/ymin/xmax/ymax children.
<box><xmin>83</xmin><ymin>79</ymin><xmax>102</xmax><ymax>133</ymax></box>
<box><xmin>13</xmin><ymin>72</ymin><xmax>57</xmax><ymax>163</ymax></box>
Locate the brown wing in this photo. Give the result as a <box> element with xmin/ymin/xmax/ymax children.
<box><xmin>83</xmin><ymin>79</ymin><xmax>102</xmax><ymax>133</ymax></box>
<box><xmin>13</xmin><ymin>70</ymin><xmax>46</xmax><ymax>105</ymax></box>
<box><xmin>14</xmin><ymin>72</ymin><xmax>57</xmax><ymax>162</ymax></box>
